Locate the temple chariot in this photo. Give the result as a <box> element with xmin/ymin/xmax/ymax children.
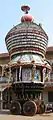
<box><xmin>3</xmin><ymin>5</ymin><xmax>51</xmax><ymax>115</ymax></box>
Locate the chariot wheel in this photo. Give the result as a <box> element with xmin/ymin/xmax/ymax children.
<box><xmin>10</xmin><ymin>101</ymin><xmax>21</xmax><ymax>115</ymax></box>
<box><xmin>23</xmin><ymin>100</ymin><xmax>37</xmax><ymax>116</ymax></box>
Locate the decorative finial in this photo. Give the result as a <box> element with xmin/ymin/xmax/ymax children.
<box><xmin>21</xmin><ymin>5</ymin><xmax>34</xmax><ymax>22</ymax></box>
<box><xmin>21</xmin><ymin>5</ymin><xmax>30</xmax><ymax>14</ymax></box>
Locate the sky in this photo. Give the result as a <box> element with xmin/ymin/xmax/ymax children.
<box><xmin>0</xmin><ymin>0</ymin><xmax>53</xmax><ymax>53</ymax></box>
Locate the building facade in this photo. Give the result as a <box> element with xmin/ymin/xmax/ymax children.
<box><xmin>0</xmin><ymin>53</ymin><xmax>9</xmax><ymax>109</ymax></box>
<box><xmin>43</xmin><ymin>46</ymin><xmax>53</xmax><ymax>104</ymax></box>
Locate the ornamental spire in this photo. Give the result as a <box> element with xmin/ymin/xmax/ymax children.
<box><xmin>21</xmin><ymin>5</ymin><xmax>30</xmax><ymax>14</ymax></box>
<box><xmin>21</xmin><ymin>5</ymin><xmax>34</xmax><ymax>22</ymax></box>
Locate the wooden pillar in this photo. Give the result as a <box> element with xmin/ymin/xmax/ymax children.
<box><xmin>0</xmin><ymin>90</ymin><xmax>3</xmax><ymax>109</ymax></box>
<box><xmin>16</xmin><ymin>68</ymin><xmax>17</xmax><ymax>82</ymax></box>
<box><xmin>43</xmin><ymin>68</ymin><xmax>46</xmax><ymax>83</ymax></box>
<box><xmin>40</xmin><ymin>93</ymin><xmax>42</xmax><ymax>100</ymax></box>
<box><xmin>19</xmin><ymin>66</ymin><xmax>22</xmax><ymax>81</ymax></box>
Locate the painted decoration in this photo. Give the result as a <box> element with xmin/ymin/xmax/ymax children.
<box><xmin>21</xmin><ymin>55</ymin><xmax>30</xmax><ymax>62</ymax></box>
<box><xmin>9</xmin><ymin>54</ymin><xmax>51</xmax><ymax>72</ymax></box>
<box><xmin>43</xmin><ymin>68</ymin><xmax>51</xmax><ymax>82</ymax></box>
<box><xmin>11</xmin><ymin>54</ymin><xmax>45</xmax><ymax>64</ymax></box>
<box><xmin>33</xmin><ymin>70</ymin><xmax>41</xmax><ymax>82</ymax></box>
<box><xmin>22</xmin><ymin>68</ymin><xmax>31</xmax><ymax>81</ymax></box>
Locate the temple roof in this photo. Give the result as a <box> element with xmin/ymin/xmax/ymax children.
<box><xmin>0</xmin><ymin>53</ymin><xmax>9</xmax><ymax>58</ymax></box>
<box><xmin>46</xmin><ymin>46</ymin><xmax>53</xmax><ymax>52</ymax></box>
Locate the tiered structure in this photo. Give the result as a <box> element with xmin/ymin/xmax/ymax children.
<box><xmin>4</xmin><ymin>5</ymin><xmax>51</xmax><ymax>115</ymax></box>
